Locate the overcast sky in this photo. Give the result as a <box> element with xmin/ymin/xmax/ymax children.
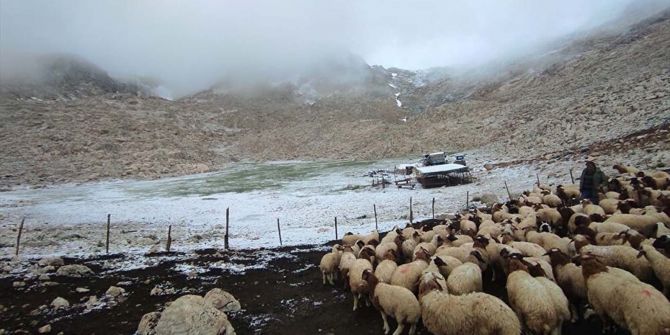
<box><xmin>1</xmin><ymin>0</ymin><xmax>667</xmax><ymax>95</ymax></box>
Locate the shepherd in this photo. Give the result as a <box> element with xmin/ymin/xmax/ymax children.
<box><xmin>579</xmin><ymin>157</ymin><xmax>607</xmax><ymax>203</ymax></box>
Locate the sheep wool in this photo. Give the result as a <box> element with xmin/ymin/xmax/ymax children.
<box><xmin>639</xmin><ymin>244</ymin><xmax>670</xmax><ymax>296</ymax></box>
<box><xmin>581</xmin><ymin>255</ymin><xmax>670</xmax><ymax>335</ymax></box>
<box><xmin>446</xmin><ymin>262</ymin><xmax>482</xmax><ymax>295</ymax></box>
<box><xmin>419</xmin><ymin>272</ymin><xmax>521</xmax><ymax>335</ymax></box>
<box><xmin>363</xmin><ymin>270</ymin><xmax>421</xmax><ymax>335</ymax></box>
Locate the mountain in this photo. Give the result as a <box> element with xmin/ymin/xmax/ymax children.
<box><xmin>0</xmin><ymin>54</ymin><xmax>141</xmax><ymax>99</ymax></box>
<box><xmin>0</xmin><ymin>8</ymin><xmax>669</xmax><ymax>187</ymax></box>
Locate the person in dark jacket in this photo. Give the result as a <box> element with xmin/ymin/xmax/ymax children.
<box><xmin>580</xmin><ymin>159</ymin><xmax>607</xmax><ymax>203</ymax></box>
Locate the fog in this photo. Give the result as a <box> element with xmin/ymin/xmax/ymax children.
<box><xmin>1</xmin><ymin>0</ymin><xmax>668</xmax><ymax>96</ymax></box>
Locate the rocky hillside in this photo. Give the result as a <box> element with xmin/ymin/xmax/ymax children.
<box><xmin>0</xmin><ymin>9</ymin><xmax>669</xmax><ymax>187</ymax></box>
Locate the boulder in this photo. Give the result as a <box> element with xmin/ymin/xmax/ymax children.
<box><xmin>56</xmin><ymin>264</ymin><xmax>93</xmax><ymax>277</ymax></box>
<box><xmin>50</xmin><ymin>297</ymin><xmax>69</xmax><ymax>309</ymax></box>
<box><xmin>105</xmin><ymin>286</ymin><xmax>125</xmax><ymax>298</ymax></box>
<box><xmin>38</xmin><ymin>257</ymin><xmax>64</xmax><ymax>267</ymax></box>
<box><xmin>204</xmin><ymin>289</ymin><xmax>241</xmax><ymax>313</ymax></box>
<box><xmin>478</xmin><ymin>193</ymin><xmax>500</xmax><ymax>207</ymax></box>
<box><xmin>153</xmin><ymin>295</ymin><xmax>235</xmax><ymax>335</ymax></box>
<box><xmin>137</xmin><ymin>311</ymin><xmax>161</xmax><ymax>335</ymax></box>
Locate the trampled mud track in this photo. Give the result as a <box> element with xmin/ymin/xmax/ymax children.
<box><xmin>1</xmin><ymin>243</ymin><xmax>628</xmax><ymax>335</ymax></box>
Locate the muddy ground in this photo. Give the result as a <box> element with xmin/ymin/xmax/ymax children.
<box><xmin>0</xmin><ymin>243</ymin><xmax>628</xmax><ymax>335</ymax></box>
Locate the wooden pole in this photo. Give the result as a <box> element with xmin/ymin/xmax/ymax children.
<box><xmin>105</xmin><ymin>214</ymin><xmax>111</xmax><ymax>254</ymax></box>
<box><xmin>373</xmin><ymin>204</ymin><xmax>378</xmax><ymax>231</ymax></box>
<box><xmin>277</xmin><ymin>218</ymin><xmax>283</xmax><ymax>246</ymax></box>
<box><xmin>15</xmin><ymin>217</ymin><xmax>25</xmax><ymax>257</ymax></box>
<box><xmin>409</xmin><ymin>197</ymin><xmax>413</xmax><ymax>224</ymax></box>
<box><xmin>504</xmin><ymin>181</ymin><xmax>512</xmax><ymax>201</ymax></box>
<box><xmin>432</xmin><ymin>197</ymin><xmax>435</xmax><ymax>219</ymax></box>
<box><xmin>569</xmin><ymin>169</ymin><xmax>575</xmax><ymax>184</ymax></box>
<box><xmin>536</xmin><ymin>173</ymin><xmax>540</xmax><ymax>186</ymax></box>
<box><xmin>224</xmin><ymin>207</ymin><xmax>230</xmax><ymax>250</ymax></box>
<box><xmin>334</xmin><ymin>217</ymin><xmax>338</xmax><ymax>240</ymax></box>
<box><xmin>466</xmin><ymin>191</ymin><xmax>470</xmax><ymax>210</ymax></box>
<box><xmin>166</xmin><ymin>225</ymin><xmax>172</xmax><ymax>252</ymax></box>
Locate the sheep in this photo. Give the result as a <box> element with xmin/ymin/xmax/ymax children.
<box><xmin>505</xmin><ymin>240</ymin><xmax>547</xmax><ymax>259</ymax></box>
<box><xmin>338</xmin><ymin>246</ymin><xmax>357</xmax><ymax>288</ymax></box>
<box><xmin>505</xmin><ymin>254</ymin><xmax>566</xmax><ymax>334</ymax></box>
<box><xmin>544</xmin><ymin>248</ymin><xmax>587</xmax><ymax>322</ymax></box>
<box><xmin>418</xmin><ymin>272</ymin><xmax>521</xmax><ymax>335</ymax></box>
<box><xmin>581</xmin><ymin>200</ymin><xmax>606</xmax><ymax>221</ymax></box>
<box><xmin>641</xmin><ymin>175</ymin><xmax>669</xmax><ymax>190</ymax></box>
<box><xmin>435</xmin><ymin>243</ymin><xmax>474</xmax><ymax>263</ymax></box>
<box><xmin>442</xmin><ymin>234</ymin><xmax>473</xmax><ymax>247</ymax></box>
<box><xmin>319</xmin><ymin>244</ymin><xmax>344</xmax><ymax>285</ymax></box>
<box><xmin>542</xmin><ymin>193</ymin><xmax>563</xmax><ymax>208</ymax></box>
<box><xmin>578</xmin><ymin>243</ymin><xmax>653</xmax><ymax>281</ymax></box>
<box><xmin>524</xmin><ymin>261</ymin><xmax>571</xmax><ymax>327</ymax></box>
<box><xmin>536</xmin><ymin>208</ymin><xmax>563</xmax><ymax>227</ymax></box>
<box><xmin>446</xmin><ymin>262</ymin><xmax>482</xmax><ymax>295</ymax></box>
<box><xmin>604</xmin><ymin>213</ymin><xmax>667</xmax><ymax>236</ymax></box>
<box><xmin>348</xmin><ymin>258</ymin><xmax>374</xmax><ymax>311</ymax></box>
<box><xmin>413</xmin><ymin>242</ymin><xmax>436</xmax><ymax>259</ymax></box>
<box><xmin>358</xmin><ymin>245</ymin><xmax>376</xmax><ymax>264</ymax></box>
<box><xmin>342</xmin><ymin>232</ymin><xmax>362</xmax><ymax>246</ymax></box>
<box><xmin>363</xmin><ymin>230</ymin><xmax>380</xmax><ymax>245</ymax></box>
<box><xmin>375</xmin><ymin>249</ymin><xmax>399</xmax><ymax>284</ymax></box>
<box><xmin>525</xmin><ymin>230</ymin><xmax>571</xmax><ymax>255</ymax></box>
<box><xmin>580</xmin><ymin>254</ymin><xmax>670</xmax><ymax>334</ymax></box>
<box><xmin>459</xmin><ymin>219</ymin><xmax>477</xmax><ymax>236</ymax></box>
<box><xmin>637</xmin><ymin>244</ymin><xmax>670</xmax><ymax>296</ymax></box>
<box><xmin>362</xmin><ymin>269</ymin><xmax>421</xmax><ymax>335</ymax></box>
<box><xmin>430</xmin><ymin>255</ymin><xmax>463</xmax><ymax>278</ymax></box>
<box><xmin>599</xmin><ymin>198</ymin><xmax>620</xmax><ymax>215</ymax></box>
<box><xmin>656</xmin><ymin>222</ymin><xmax>670</xmax><ymax>238</ymax></box>
<box><xmin>380</xmin><ymin>228</ymin><xmax>402</xmax><ymax>245</ymax></box>
<box><xmin>556</xmin><ymin>184</ymin><xmax>581</xmax><ymax>204</ymax></box>
<box><xmin>376</xmin><ymin>239</ymin><xmax>400</xmax><ymax>264</ymax></box>
<box><xmin>612</xmin><ymin>164</ymin><xmax>640</xmax><ymax>175</ymax></box>
<box><xmin>390</xmin><ymin>248</ymin><xmax>430</xmax><ymax>293</ymax></box>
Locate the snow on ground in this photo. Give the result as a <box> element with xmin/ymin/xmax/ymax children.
<box><xmin>0</xmin><ymin>153</ymin><xmax>583</xmax><ymax>259</ymax></box>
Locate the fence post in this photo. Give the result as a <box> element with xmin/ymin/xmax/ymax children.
<box><xmin>409</xmin><ymin>197</ymin><xmax>413</xmax><ymax>224</ymax></box>
<box><xmin>277</xmin><ymin>218</ymin><xmax>282</xmax><ymax>246</ymax></box>
<box><xmin>432</xmin><ymin>197</ymin><xmax>435</xmax><ymax>219</ymax></box>
<box><xmin>466</xmin><ymin>191</ymin><xmax>470</xmax><ymax>210</ymax></box>
<box><xmin>334</xmin><ymin>217</ymin><xmax>338</xmax><ymax>240</ymax></box>
<box><xmin>15</xmin><ymin>217</ymin><xmax>25</xmax><ymax>257</ymax></box>
<box><xmin>504</xmin><ymin>181</ymin><xmax>512</xmax><ymax>201</ymax></box>
<box><xmin>536</xmin><ymin>173</ymin><xmax>540</xmax><ymax>186</ymax></box>
<box><xmin>106</xmin><ymin>214</ymin><xmax>111</xmax><ymax>254</ymax></box>
<box><xmin>166</xmin><ymin>225</ymin><xmax>172</xmax><ymax>252</ymax></box>
<box><xmin>569</xmin><ymin>169</ymin><xmax>575</xmax><ymax>184</ymax></box>
<box><xmin>373</xmin><ymin>204</ymin><xmax>378</xmax><ymax>231</ymax></box>
<box><xmin>224</xmin><ymin>207</ymin><xmax>230</xmax><ymax>250</ymax></box>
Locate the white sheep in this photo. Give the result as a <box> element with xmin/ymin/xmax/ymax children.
<box><xmin>505</xmin><ymin>254</ymin><xmax>566</xmax><ymax>334</ymax></box>
<box><xmin>638</xmin><ymin>244</ymin><xmax>670</xmax><ymax>296</ymax></box>
<box><xmin>446</xmin><ymin>262</ymin><xmax>482</xmax><ymax>295</ymax></box>
<box><xmin>581</xmin><ymin>254</ymin><xmax>670</xmax><ymax>334</ymax></box>
<box><xmin>578</xmin><ymin>244</ymin><xmax>653</xmax><ymax>281</ymax></box>
<box><xmin>362</xmin><ymin>269</ymin><xmax>421</xmax><ymax>335</ymax></box>
<box><xmin>419</xmin><ymin>271</ymin><xmax>521</xmax><ymax>335</ymax></box>
<box><xmin>319</xmin><ymin>244</ymin><xmax>344</xmax><ymax>285</ymax></box>
<box><xmin>545</xmin><ymin>248</ymin><xmax>587</xmax><ymax>322</ymax></box>
<box><xmin>390</xmin><ymin>248</ymin><xmax>430</xmax><ymax>293</ymax></box>
<box><xmin>375</xmin><ymin>249</ymin><xmax>399</xmax><ymax>284</ymax></box>
<box><xmin>348</xmin><ymin>258</ymin><xmax>373</xmax><ymax>311</ymax></box>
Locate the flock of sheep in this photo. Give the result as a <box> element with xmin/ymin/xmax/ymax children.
<box><xmin>319</xmin><ymin>164</ymin><xmax>670</xmax><ymax>335</ymax></box>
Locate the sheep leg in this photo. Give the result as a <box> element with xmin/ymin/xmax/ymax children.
<box><xmin>408</xmin><ymin>323</ymin><xmax>417</xmax><ymax>335</ymax></box>
<box><xmin>353</xmin><ymin>293</ymin><xmax>359</xmax><ymax>311</ymax></box>
<box><xmin>322</xmin><ymin>271</ymin><xmax>326</xmax><ymax>285</ymax></box>
<box><xmin>328</xmin><ymin>273</ymin><xmax>335</xmax><ymax>286</ymax></box>
<box><xmin>379</xmin><ymin>311</ymin><xmax>390</xmax><ymax>334</ymax></box>
<box><xmin>569</xmin><ymin>303</ymin><xmax>578</xmax><ymax>323</ymax></box>
<box><xmin>392</xmin><ymin>323</ymin><xmax>405</xmax><ymax>335</ymax></box>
